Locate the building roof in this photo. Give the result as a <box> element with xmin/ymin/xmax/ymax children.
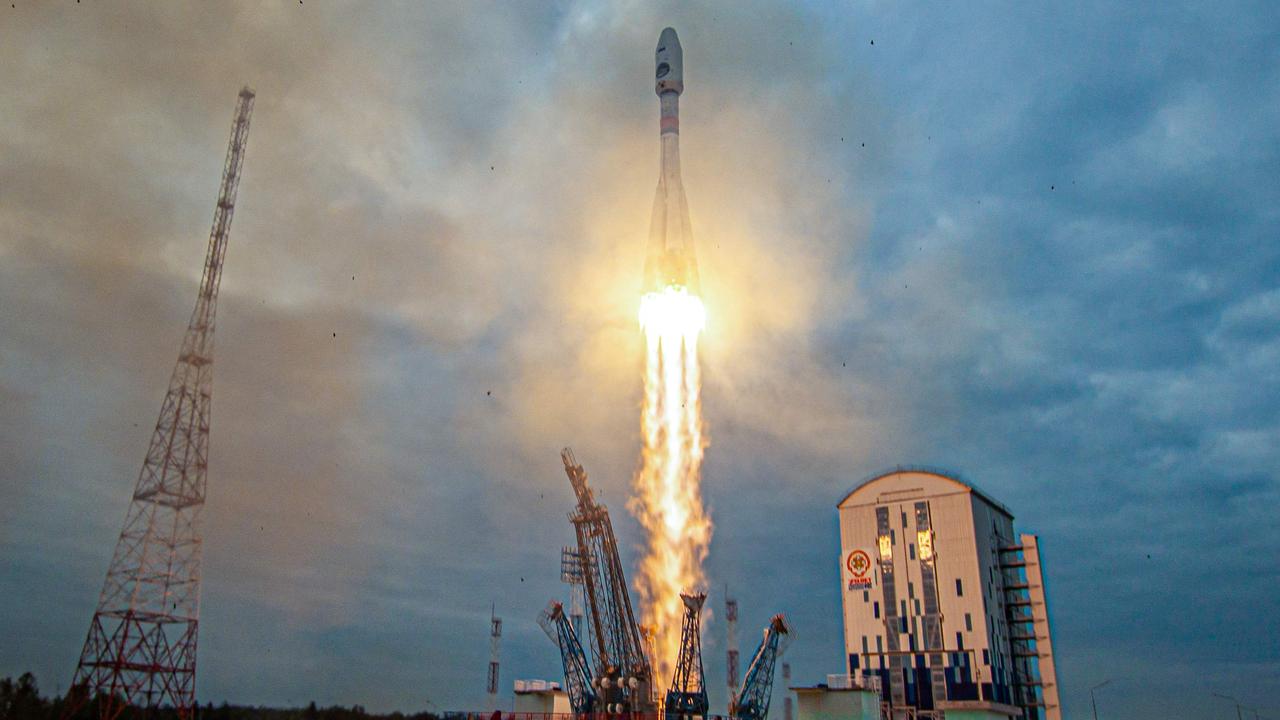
<box><xmin>836</xmin><ymin>465</ymin><xmax>1014</xmax><ymax>519</ymax></box>
<box><xmin>789</xmin><ymin>685</ymin><xmax>877</xmax><ymax>694</ymax></box>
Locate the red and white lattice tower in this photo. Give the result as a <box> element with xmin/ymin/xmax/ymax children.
<box><xmin>66</xmin><ymin>86</ymin><xmax>255</xmax><ymax>720</ymax></box>
<box><xmin>487</xmin><ymin>605</ymin><xmax>502</xmax><ymax>710</ymax></box>
<box><xmin>782</xmin><ymin>662</ymin><xmax>792</xmax><ymax>720</ymax></box>
<box><xmin>726</xmin><ymin>587</ymin><xmax>739</xmax><ymax>714</ymax></box>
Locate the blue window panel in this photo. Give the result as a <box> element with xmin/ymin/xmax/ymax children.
<box><xmin>955</xmin><ymin>632</ymin><xmax>964</xmax><ymax>650</ymax></box>
<box><xmin>873</xmin><ymin>601</ymin><xmax>880</xmax><ymax>618</ymax></box>
<box><xmin>956</xmin><ymin>578</ymin><xmax>963</xmax><ymax>596</ymax></box>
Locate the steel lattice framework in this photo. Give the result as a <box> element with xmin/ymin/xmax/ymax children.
<box><xmin>725</xmin><ymin>590</ymin><xmax>739</xmax><ymax>712</ymax></box>
<box><xmin>561</xmin><ymin>448</ymin><xmax>655</xmax><ymax>713</ymax></box>
<box><xmin>66</xmin><ymin>86</ymin><xmax>255</xmax><ymax>720</ymax></box>
<box><xmin>730</xmin><ymin>615</ymin><xmax>790</xmax><ymax>720</ymax></box>
<box><xmin>538</xmin><ymin>601</ymin><xmax>596</xmax><ymax>714</ymax></box>
<box><xmin>665</xmin><ymin>592</ymin><xmax>708</xmax><ymax>720</ymax></box>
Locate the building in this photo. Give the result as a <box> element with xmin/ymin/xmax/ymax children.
<box><xmin>512</xmin><ymin>680</ymin><xmax>570</xmax><ymax>714</ymax></box>
<box><xmin>837</xmin><ymin>468</ymin><xmax>1060</xmax><ymax>720</ymax></box>
<box><xmin>791</xmin><ymin>675</ymin><xmax>881</xmax><ymax>720</ymax></box>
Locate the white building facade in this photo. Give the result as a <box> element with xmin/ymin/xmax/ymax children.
<box><xmin>837</xmin><ymin>469</ymin><xmax>1060</xmax><ymax>720</ymax></box>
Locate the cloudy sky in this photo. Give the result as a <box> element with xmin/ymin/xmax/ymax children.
<box><xmin>2</xmin><ymin>2</ymin><xmax>1278</xmax><ymax>719</ymax></box>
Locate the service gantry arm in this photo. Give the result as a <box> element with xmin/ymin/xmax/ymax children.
<box><xmin>730</xmin><ymin>614</ymin><xmax>791</xmax><ymax>720</ymax></box>
<box><xmin>561</xmin><ymin>448</ymin><xmax>654</xmax><ymax>712</ymax></box>
<box><xmin>539</xmin><ymin>601</ymin><xmax>596</xmax><ymax>714</ymax></box>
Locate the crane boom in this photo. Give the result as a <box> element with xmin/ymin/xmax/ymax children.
<box><xmin>730</xmin><ymin>615</ymin><xmax>791</xmax><ymax>720</ymax></box>
<box><xmin>538</xmin><ymin>601</ymin><xmax>596</xmax><ymax>714</ymax></box>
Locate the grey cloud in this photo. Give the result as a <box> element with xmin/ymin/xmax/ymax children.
<box><xmin>3</xmin><ymin>2</ymin><xmax>1280</xmax><ymax>719</ymax></box>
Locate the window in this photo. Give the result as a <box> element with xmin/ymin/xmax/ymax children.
<box><xmin>908</xmin><ymin>634</ymin><xmax>916</xmax><ymax>651</ymax></box>
<box><xmin>901</xmin><ymin>600</ymin><xmax>907</xmax><ymax>618</ymax></box>
<box><xmin>914</xmin><ymin>599</ymin><xmax>921</xmax><ymax>615</ymax></box>
<box><xmin>956</xmin><ymin>578</ymin><xmax>964</xmax><ymax>597</ymax></box>
<box><xmin>965</xmin><ymin>613</ymin><xmax>973</xmax><ymax>632</ymax></box>
<box><xmin>891</xmin><ymin>529</ymin><xmax>896</xmax><ymax>544</ymax></box>
<box><xmin>877</xmin><ymin>636</ymin><xmax>883</xmax><ymax>653</ymax></box>
<box><xmin>983</xmin><ymin>649</ymin><xmax>990</xmax><ymax>665</ymax></box>
<box><xmin>862</xmin><ymin>636</ymin><xmax>869</xmax><ymax>654</ymax></box>
<box><xmin>908</xmin><ymin>582</ymin><xmax>915</xmax><ymax>599</ymax></box>
<box><xmin>956</xmin><ymin>632</ymin><xmax>964</xmax><ymax>650</ymax></box>
<box><xmin>909</xmin><ymin>543</ymin><xmax>916</xmax><ymax>560</ymax></box>
<box><xmin>902</xmin><ymin>511</ymin><xmax>908</xmax><ymax>528</ymax></box>
<box><xmin>873</xmin><ymin>601</ymin><xmax>880</xmax><ymax>619</ymax></box>
<box><xmin>863</xmin><ymin>590</ymin><xmax>870</xmax><ymax>603</ymax></box>
<box><xmin>900</xmin><ymin>617</ymin><xmax>908</xmax><ymax>633</ymax></box>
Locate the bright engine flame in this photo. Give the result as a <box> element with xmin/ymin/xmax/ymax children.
<box><xmin>631</xmin><ymin>285</ymin><xmax>711</xmax><ymax>692</ymax></box>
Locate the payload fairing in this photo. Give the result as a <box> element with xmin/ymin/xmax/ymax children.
<box><xmin>644</xmin><ymin>27</ymin><xmax>700</xmax><ymax>295</ymax></box>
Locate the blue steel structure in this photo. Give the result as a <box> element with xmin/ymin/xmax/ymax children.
<box><xmin>730</xmin><ymin>615</ymin><xmax>790</xmax><ymax>720</ymax></box>
<box><xmin>538</xmin><ymin>601</ymin><xmax>596</xmax><ymax>714</ymax></box>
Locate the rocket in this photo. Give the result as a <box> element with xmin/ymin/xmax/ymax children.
<box><xmin>644</xmin><ymin>27</ymin><xmax>700</xmax><ymax>295</ymax></box>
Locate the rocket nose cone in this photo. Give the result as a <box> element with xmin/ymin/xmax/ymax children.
<box><xmin>658</xmin><ymin>27</ymin><xmax>680</xmax><ymax>51</ymax></box>
<box><xmin>655</xmin><ymin>27</ymin><xmax>683</xmax><ymax>95</ymax></box>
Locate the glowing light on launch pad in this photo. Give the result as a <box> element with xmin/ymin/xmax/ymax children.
<box><xmin>632</xmin><ymin>284</ymin><xmax>711</xmax><ymax>691</ymax></box>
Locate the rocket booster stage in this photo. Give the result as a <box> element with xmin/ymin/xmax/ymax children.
<box><xmin>644</xmin><ymin>27</ymin><xmax>700</xmax><ymax>295</ymax></box>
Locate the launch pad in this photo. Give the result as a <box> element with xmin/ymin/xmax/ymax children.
<box><xmin>540</xmin><ymin>448</ymin><xmax>789</xmax><ymax>720</ymax></box>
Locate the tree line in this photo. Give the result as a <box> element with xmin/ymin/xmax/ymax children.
<box><xmin>0</xmin><ymin>674</ymin><xmax>441</xmax><ymax>720</ymax></box>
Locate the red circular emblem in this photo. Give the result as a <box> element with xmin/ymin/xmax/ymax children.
<box><xmin>846</xmin><ymin>550</ymin><xmax>871</xmax><ymax>578</ymax></box>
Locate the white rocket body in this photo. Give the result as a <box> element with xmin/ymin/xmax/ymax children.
<box><xmin>644</xmin><ymin>27</ymin><xmax>699</xmax><ymax>295</ymax></box>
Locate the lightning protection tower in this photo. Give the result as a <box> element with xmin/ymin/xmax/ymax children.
<box><xmin>782</xmin><ymin>663</ymin><xmax>792</xmax><ymax>720</ymax></box>
<box><xmin>66</xmin><ymin>86</ymin><xmax>255</xmax><ymax>720</ymax></box>
<box><xmin>487</xmin><ymin>605</ymin><xmax>502</xmax><ymax>710</ymax></box>
<box><xmin>725</xmin><ymin>588</ymin><xmax>739</xmax><ymax>714</ymax></box>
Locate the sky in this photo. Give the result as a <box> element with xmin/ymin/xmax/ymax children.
<box><xmin>1</xmin><ymin>2</ymin><xmax>1278</xmax><ymax>719</ymax></box>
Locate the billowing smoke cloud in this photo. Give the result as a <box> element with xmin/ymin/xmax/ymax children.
<box><xmin>3</xmin><ymin>3</ymin><xmax>1278</xmax><ymax>719</ymax></box>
